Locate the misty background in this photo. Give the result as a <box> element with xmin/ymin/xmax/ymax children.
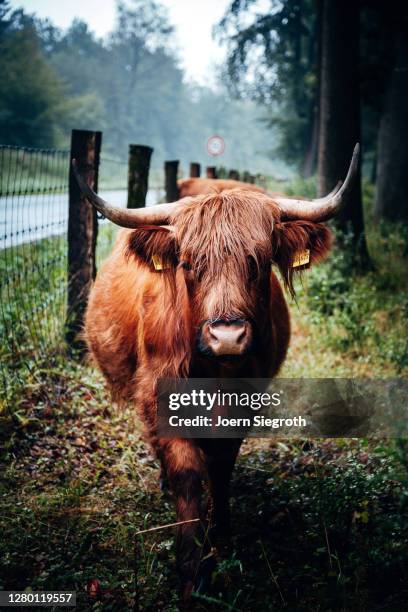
<box><xmin>0</xmin><ymin>0</ymin><xmax>287</xmax><ymax>176</ymax></box>
<box><xmin>1</xmin><ymin>0</ymin><xmax>407</xmax><ymax>238</ymax></box>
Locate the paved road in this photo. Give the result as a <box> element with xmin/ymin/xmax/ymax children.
<box><xmin>0</xmin><ymin>188</ymin><xmax>164</xmax><ymax>249</ymax></box>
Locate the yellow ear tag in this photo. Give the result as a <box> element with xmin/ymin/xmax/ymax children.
<box><xmin>151</xmin><ymin>254</ymin><xmax>170</xmax><ymax>271</ymax></box>
<box><xmin>292</xmin><ymin>249</ymin><xmax>310</xmax><ymax>268</ymax></box>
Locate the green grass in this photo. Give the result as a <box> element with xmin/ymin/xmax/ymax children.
<box><xmin>1</xmin><ymin>188</ymin><xmax>408</xmax><ymax>610</ymax></box>
<box><xmin>1</xmin><ymin>370</ymin><xmax>407</xmax><ymax>610</ymax></box>
<box><xmin>0</xmin><ymin>225</ymin><xmax>118</xmax><ymax>410</ymax></box>
<box><xmin>265</xmin><ymin>174</ymin><xmax>408</xmax><ymax>377</ymax></box>
<box><xmin>0</xmin><ymin>235</ymin><xmax>67</xmax><ymax>407</ymax></box>
<box><xmin>282</xmin><ymin>229</ymin><xmax>408</xmax><ymax>378</ymax></box>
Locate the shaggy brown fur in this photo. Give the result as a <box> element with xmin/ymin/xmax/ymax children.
<box><xmin>84</xmin><ymin>188</ymin><xmax>331</xmax><ymax>602</ymax></box>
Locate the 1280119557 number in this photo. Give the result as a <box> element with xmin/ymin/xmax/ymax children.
<box><xmin>0</xmin><ymin>592</ymin><xmax>76</xmax><ymax>607</ymax></box>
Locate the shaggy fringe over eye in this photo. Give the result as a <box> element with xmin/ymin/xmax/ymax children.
<box><xmin>125</xmin><ymin>227</ymin><xmax>192</xmax><ymax>378</ymax></box>
<box><xmin>141</xmin><ymin>263</ymin><xmax>192</xmax><ymax>379</ymax></box>
<box><xmin>164</xmin><ymin>266</ymin><xmax>192</xmax><ymax>378</ymax></box>
<box><xmin>273</xmin><ymin>220</ymin><xmax>332</xmax><ymax>297</ymax></box>
<box><xmin>174</xmin><ymin>189</ymin><xmax>276</xmax><ymax>282</ymax></box>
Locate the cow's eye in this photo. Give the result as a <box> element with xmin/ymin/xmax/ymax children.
<box><xmin>180</xmin><ymin>261</ymin><xmax>191</xmax><ymax>271</ymax></box>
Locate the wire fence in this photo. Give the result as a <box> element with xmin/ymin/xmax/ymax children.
<box><xmin>0</xmin><ymin>145</ymin><xmax>128</xmax><ymax>402</ymax></box>
<box><xmin>0</xmin><ymin>141</ymin><xmax>262</xmax><ymax>406</ymax></box>
<box><xmin>0</xmin><ymin>146</ymin><xmax>69</xmax><ymax>401</ymax></box>
<box><xmin>99</xmin><ymin>156</ymin><xmax>128</xmax><ymax>191</ymax></box>
<box><xmin>97</xmin><ymin>156</ymin><xmax>127</xmax><ymax>262</ymax></box>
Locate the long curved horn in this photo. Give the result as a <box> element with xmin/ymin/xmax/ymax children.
<box><xmin>72</xmin><ymin>160</ymin><xmax>182</xmax><ymax>228</ymax></box>
<box><xmin>273</xmin><ymin>144</ymin><xmax>360</xmax><ymax>222</ymax></box>
<box><xmin>313</xmin><ymin>181</ymin><xmax>342</xmax><ymax>203</ymax></box>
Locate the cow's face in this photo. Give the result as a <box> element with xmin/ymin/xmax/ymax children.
<box><xmin>127</xmin><ymin>190</ymin><xmax>331</xmax><ymax>361</ymax></box>
<box><xmin>176</xmin><ymin>192</ymin><xmax>275</xmax><ymax>359</ymax></box>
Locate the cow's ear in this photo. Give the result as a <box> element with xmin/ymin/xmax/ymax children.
<box><xmin>126</xmin><ymin>226</ymin><xmax>178</xmax><ymax>270</ymax></box>
<box><xmin>273</xmin><ymin>220</ymin><xmax>332</xmax><ymax>293</ymax></box>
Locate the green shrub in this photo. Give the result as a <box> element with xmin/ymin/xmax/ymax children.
<box><xmin>296</xmin><ymin>224</ymin><xmax>408</xmax><ymax>372</ymax></box>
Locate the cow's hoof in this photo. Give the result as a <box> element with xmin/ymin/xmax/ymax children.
<box><xmin>195</xmin><ymin>549</ymin><xmax>216</xmax><ymax>594</ymax></box>
<box><xmin>159</xmin><ymin>478</ymin><xmax>168</xmax><ymax>491</ymax></box>
<box><xmin>210</xmin><ymin>524</ymin><xmax>231</xmax><ymax>553</ymax></box>
<box><xmin>159</xmin><ymin>475</ymin><xmax>169</xmax><ymax>492</ymax></box>
<box><xmin>180</xmin><ymin>581</ymin><xmax>194</xmax><ymax>608</ymax></box>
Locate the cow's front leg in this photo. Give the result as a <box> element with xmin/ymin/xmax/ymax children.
<box><xmin>202</xmin><ymin>439</ymin><xmax>242</xmax><ymax>546</ymax></box>
<box><xmin>158</xmin><ymin>438</ymin><xmax>211</xmax><ymax>602</ymax></box>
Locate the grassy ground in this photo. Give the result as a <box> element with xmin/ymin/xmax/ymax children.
<box><xmin>1</xmin><ymin>203</ymin><xmax>408</xmax><ymax>610</ymax></box>
<box><xmin>1</xmin><ymin>334</ymin><xmax>408</xmax><ymax>611</ymax></box>
<box><xmin>1</xmin><ymin>291</ymin><xmax>408</xmax><ymax>610</ymax></box>
<box><xmin>0</xmin><ymin>224</ymin><xmax>120</xmax><ymax>406</ymax></box>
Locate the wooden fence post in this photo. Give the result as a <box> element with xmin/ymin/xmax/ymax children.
<box><xmin>66</xmin><ymin>129</ymin><xmax>102</xmax><ymax>353</ymax></box>
<box><xmin>190</xmin><ymin>162</ymin><xmax>201</xmax><ymax>177</ymax></box>
<box><xmin>165</xmin><ymin>160</ymin><xmax>179</xmax><ymax>201</ymax></box>
<box><xmin>228</xmin><ymin>169</ymin><xmax>240</xmax><ymax>180</ymax></box>
<box><xmin>206</xmin><ymin>166</ymin><xmax>217</xmax><ymax>178</ymax></box>
<box><xmin>256</xmin><ymin>173</ymin><xmax>267</xmax><ymax>189</ymax></box>
<box><xmin>128</xmin><ymin>144</ymin><xmax>153</xmax><ymax>208</ymax></box>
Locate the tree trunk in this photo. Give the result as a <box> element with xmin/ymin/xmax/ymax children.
<box><xmin>374</xmin><ymin>32</ymin><xmax>408</xmax><ymax>222</ymax></box>
<box><xmin>303</xmin><ymin>106</ymin><xmax>319</xmax><ymax>178</ymax></box>
<box><xmin>317</xmin><ymin>0</ymin><xmax>370</xmax><ymax>268</ymax></box>
<box><xmin>302</xmin><ymin>0</ymin><xmax>323</xmax><ymax>178</ymax></box>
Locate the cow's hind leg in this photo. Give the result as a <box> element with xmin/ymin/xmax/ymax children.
<box><xmin>157</xmin><ymin>438</ymin><xmax>212</xmax><ymax>602</ymax></box>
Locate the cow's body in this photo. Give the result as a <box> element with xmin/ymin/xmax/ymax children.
<box><xmin>73</xmin><ymin>143</ymin><xmax>358</xmax><ymax>603</ymax></box>
<box><xmin>85</xmin><ymin>187</ymin><xmax>331</xmax><ymax>601</ymax></box>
